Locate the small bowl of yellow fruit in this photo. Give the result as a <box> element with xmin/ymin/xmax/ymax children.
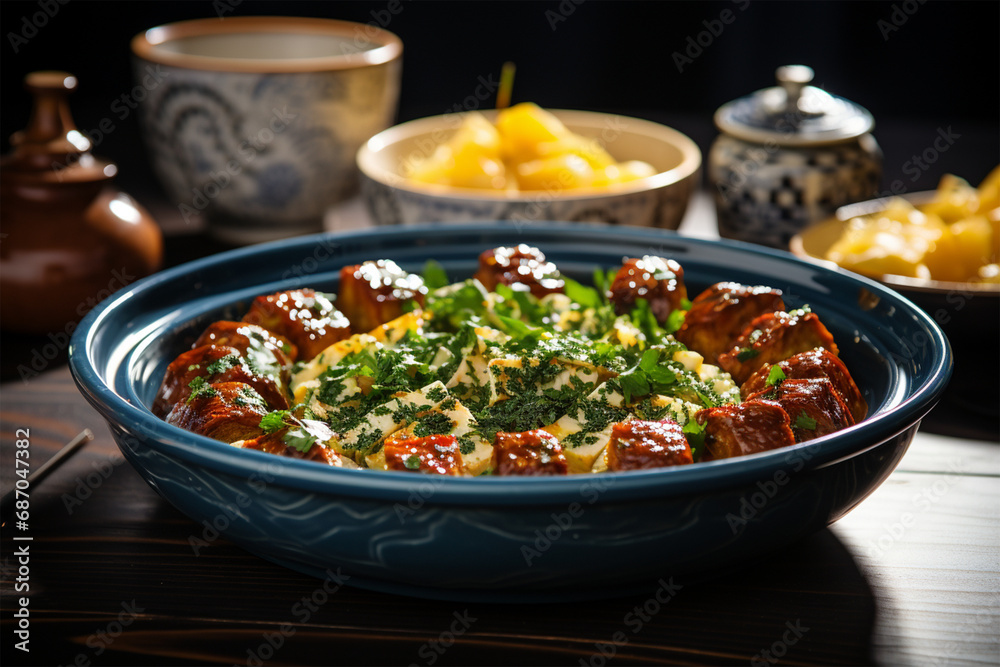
<box><xmin>356</xmin><ymin>102</ymin><xmax>701</xmax><ymax>227</ymax></box>
<box><xmin>791</xmin><ymin>167</ymin><xmax>999</xmax><ymax>430</ymax></box>
<box><xmin>791</xmin><ymin>167</ymin><xmax>999</xmax><ymax>289</ymax></box>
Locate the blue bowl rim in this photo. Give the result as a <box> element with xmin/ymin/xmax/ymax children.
<box><xmin>69</xmin><ymin>222</ymin><xmax>953</xmax><ymax>506</ymax></box>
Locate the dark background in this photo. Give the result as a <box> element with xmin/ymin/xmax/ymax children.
<box><xmin>2</xmin><ymin>0</ymin><xmax>998</xmax><ymax>211</ymax></box>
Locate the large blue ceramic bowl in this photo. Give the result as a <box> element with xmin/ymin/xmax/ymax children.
<box><xmin>69</xmin><ymin>223</ymin><xmax>951</xmax><ymax>601</ymax></box>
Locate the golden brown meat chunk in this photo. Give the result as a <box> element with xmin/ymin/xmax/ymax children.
<box><xmin>383</xmin><ymin>432</ymin><xmax>464</xmax><ymax>476</ymax></box>
<box><xmin>717</xmin><ymin>310</ymin><xmax>839</xmax><ymax>385</ymax></box>
<box><xmin>696</xmin><ymin>400</ymin><xmax>796</xmax><ymax>461</ymax></box>
<box><xmin>474</xmin><ymin>245</ymin><xmax>565</xmax><ymax>297</ymax></box>
<box><xmin>193</xmin><ymin>320</ymin><xmax>297</xmax><ymax>365</ymax></box>
<box><xmin>165</xmin><ymin>381</ymin><xmax>269</xmax><ymax>443</ymax></box>
<box><xmin>153</xmin><ymin>345</ymin><xmax>289</xmax><ymax>417</ymax></box>
<box><xmin>675</xmin><ymin>282</ymin><xmax>785</xmax><ymax>363</ymax></box>
<box><xmin>609</xmin><ymin>256</ymin><xmax>687</xmax><ymax>323</ymax></box>
<box><xmin>605</xmin><ymin>419</ymin><xmax>693</xmax><ymax>471</ymax></box>
<box><xmin>493</xmin><ymin>429</ymin><xmax>569</xmax><ymax>476</ymax></box>
<box><xmin>242</xmin><ymin>289</ymin><xmax>351</xmax><ymax>362</ymax></box>
<box><xmin>234</xmin><ymin>429</ymin><xmax>347</xmax><ymax>466</ymax></box>
<box><xmin>338</xmin><ymin>260</ymin><xmax>426</xmax><ymax>333</ymax></box>
<box><xmin>746</xmin><ymin>378</ymin><xmax>855</xmax><ymax>442</ymax></box>
<box><xmin>741</xmin><ymin>348</ymin><xmax>867</xmax><ymax>423</ymax></box>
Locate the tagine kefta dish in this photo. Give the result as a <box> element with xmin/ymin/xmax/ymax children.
<box><xmin>153</xmin><ymin>244</ymin><xmax>868</xmax><ymax>478</ymax></box>
<box><xmin>70</xmin><ymin>224</ymin><xmax>951</xmax><ymax>598</ymax></box>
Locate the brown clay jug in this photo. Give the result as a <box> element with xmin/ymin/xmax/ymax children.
<box><xmin>1</xmin><ymin>71</ymin><xmax>163</xmax><ymax>334</ymax></box>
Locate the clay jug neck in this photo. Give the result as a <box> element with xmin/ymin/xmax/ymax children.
<box><xmin>3</xmin><ymin>70</ymin><xmax>115</xmax><ymax>183</ymax></box>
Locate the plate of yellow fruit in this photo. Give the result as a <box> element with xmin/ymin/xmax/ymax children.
<box><xmin>791</xmin><ymin>166</ymin><xmax>1000</xmax><ymax>292</ymax></box>
<box><xmin>357</xmin><ymin>103</ymin><xmax>701</xmax><ymax>227</ymax></box>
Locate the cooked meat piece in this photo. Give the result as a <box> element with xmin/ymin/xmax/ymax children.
<box><xmin>383</xmin><ymin>432</ymin><xmax>464</xmax><ymax>475</ymax></box>
<box><xmin>338</xmin><ymin>260</ymin><xmax>427</xmax><ymax>333</ymax></box>
<box><xmin>741</xmin><ymin>348</ymin><xmax>867</xmax><ymax>422</ymax></box>
<box><xmin>746</xmin><ymin>378</ymin><xmax>855</xmax><ymax>442</ymax></box>
<box><xmin>493</xmin><ymin>429</ymin><xmax>569</xmax><ymax>476</ymax></box>
<box><xmin>609</xmin><ymin>256</ymin><xmax>687</xmax><ymax>323</ymax></box>
<box><xmin>474</xmin><ymin>245</ymin><xmax>565</xmax><ymax>297</ymax></box>
<box><xmin>153</xmin><ymin>345</ymin><xmax>289</xmax><ymax>417</ymax></box>
<box><xmin>193</xmin><ymin>320</ymin><xmax>297</xmax><ymax>365</ymax></box>
<box><xmin>242</xmin><ymin>289</ymin><xmax>351</xmax><ymax>362</ymax></box>
<box><xmin>235</xmin><ymin>429</ymin><xmax>347</xmax><ymax>466</ymax></box>
<box><xmin>675</xmin><ymin>282</ymin><xmax>785</xmax><ymax>363</ymax></box>
<box><xmin>165</xmin><ymin>381</ymin><xmax>269</xmax><ymax>443</ymax></box>
<box><xmin>717</xmin><ymin>310</ymin><xmax>839</xmax><ymax>385</ymax></box>
<box><xmin>605</xmin><ymin>419</ymin><xmax>693</xmax><ymax>471</ymax></box>
<box><xmin>696</xmin><ymin>400</ymin><xmax>796</xmax><ymax>461</ymax></box>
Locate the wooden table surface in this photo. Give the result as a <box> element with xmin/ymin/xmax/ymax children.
<box><xmin>1</xmin><ymin>198</ymin><xmax>998</xmax><ymax>667</ymax></box>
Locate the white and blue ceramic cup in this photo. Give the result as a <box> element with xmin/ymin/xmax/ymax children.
<box><xmin>131</xmin><ymin>17</ymin><xmax>402</xmax><ymax>244</ymax></box>
<box><xmin>709</xmin><ymin>65</ymin><xmax>882</xmax><ymax>249</ymax></box>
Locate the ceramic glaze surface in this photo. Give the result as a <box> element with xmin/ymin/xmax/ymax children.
<box><xmin>135</xmin><ymin>63</ymin><xmax>400</xmax><ymax>243</ymax></box>
<box><xmin>357</xmin><ymin>111</ymin><xmax>701</xmax><ymax>229</ymax></box>
<box><xmin>131</xmin><ymin>18</ymin><xmax>402</xmax><ymax>244</ymax></box>
<box><xmin>709</xmin><ymin>133</ymin><xmax>882</xmax><ymax>248</ymax></box>
<box><xmin>69</xmin><ymin>223</ymin><xmax>951</xmax><ymax>601</ymax></box>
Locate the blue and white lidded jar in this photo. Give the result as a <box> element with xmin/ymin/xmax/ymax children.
<box><xmin>709</xmin><ymin>65</ymin><xmax>882</xmax><ymax>249</ymax></box>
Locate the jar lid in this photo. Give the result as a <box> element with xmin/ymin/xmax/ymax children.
<box><xmin>714</xmin><ymin>65</ymin><xmax>874</xmax><ymax>146</ymax></box>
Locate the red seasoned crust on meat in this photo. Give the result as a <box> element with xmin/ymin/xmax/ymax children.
<box><xmin>746</xmin><ymin>377</ymin><xmax>855</xmax><ymax>442</ymax></box>
<box><xmin>696</xmin><ymin>400</ymin><xmax>796</xmax><ymax>461</ymax></box>
<box><xmin>675</xmin><ymin>282</ymin><xmax>785</xmax><ymax>363</ymax></box>
<box><xmin>165</xmin><ymin>381</ymin><xmax>269</xmax><ymax>443</ymax></box>
<box><xmin>493</xmin><ymin>429</ymin><xmax>569</xmax><ymax>476</ymax></box>
<box><xmin>741</xmin><ymin>348</ymin><xmax>867</xmax><ymax>423</ymax></box>
<box><xmin>242</xmin><ymin>289</ymin><xmax>352</xmax><ymax>361</ymax></box>
<box><xmin>609</xmin><ymin>256</ymin><xmax>687</xmax><ymax>324</ymax></box>
<box><xmin>153</xmin><ymin>345</ymin><xmax>288</xmax><ymax>418</ymax></box>
<box><xmin>235</xmin><ymin>429</ymin><xmax>346</xmax><ymax>466</ymax></box>
<box><xmin>338</xmin><ymin>260</ymin><xmax>427</xmax><ymax>333</ymax></box>
<box><xmin>383</xmin><ymin>432</ymin><xmax>464</xmax><ymax>476</ymax></box>
<box><xmin>474</xmin><ymin>245</ymin><xmax>565</xmax><ymax>298</ymax></box>
<box><xmin>718</xmin><ymin>310</ymin><xmax>839</xmax><ymax>385</ymax></box>
<box><xmin>193</xmin><ymin>320</ymin><xmax>297</xmax><ymax>366</ymax></box>
<box><xmin>605</xmin><ymin>419</ymin><xmax>693</xmax><ymax>471</ymax></box>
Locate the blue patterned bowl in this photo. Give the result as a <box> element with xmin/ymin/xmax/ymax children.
<box><xmin>69</xmin><ymin>223</ymin><xmax>951</xmax><ymax>601</ymax></box>
<box><xmin>131</xmin><ymin>17</ymin><xmax>403</xmax><ymax>245</ymax></box>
